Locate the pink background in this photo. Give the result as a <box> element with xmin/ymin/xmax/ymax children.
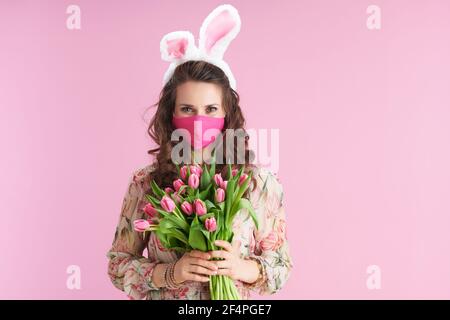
<box><xmin>1</xmin><ymin>0</ymin><xmax>450</xmax><ymax>299</ymax></box>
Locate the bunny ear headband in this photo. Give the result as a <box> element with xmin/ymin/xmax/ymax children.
<box><xmin>160</xmin><ymin>4</ymin><xmax>241</xmax><ymax>90</ymax></box>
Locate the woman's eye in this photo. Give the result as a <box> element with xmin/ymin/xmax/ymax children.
<box><xmin>206</xmin><ymin>106</ymin><xmax>218</xmax><ymax>113</ymax></box>
<box><xmin>181</xmin><ymin>106</ymin><xmax>193</xmax><ymax>113</ymax></box>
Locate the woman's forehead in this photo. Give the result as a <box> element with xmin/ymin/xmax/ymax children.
<box><xmin>176</xmin><ymin>81</ymin><xmax>222</xmax><ymax>105</ymax></box>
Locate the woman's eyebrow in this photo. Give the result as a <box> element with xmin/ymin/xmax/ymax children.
<box><xmin>179</xmin><ymin>103</ymin><xmax>220</xmax><ymax>107</ymax></box>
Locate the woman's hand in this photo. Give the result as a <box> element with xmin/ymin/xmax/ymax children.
<box><xmin>173</xmin><ymin>250</ymin><xmax>219</xmax><ymax>284</ymax></box>
<box><xmin>209</xmin><ymin>240</ymin><xmax>260</xmax><ymax>284</ymax></box>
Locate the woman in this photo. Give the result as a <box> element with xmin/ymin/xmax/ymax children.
<box><xmin>106</xmin><ymin>60</ymin><xmax>293</xmax><ymax>300</ymax></box>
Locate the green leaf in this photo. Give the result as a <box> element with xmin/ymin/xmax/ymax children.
<box><xmin>200</xmin><ymin>165</ymin><xmax>212</xmax><ymax>189</ymax></box>
<box><xmin>236</xmin><ymin>165</ymin><xmax>245</xmax><ymax>179</ymax></box>
<box><xmin>158</xmin><ymin>218</ymin><xmax>177</xmax><ymax>231</ymax></box>
<box><xmin>145</xmin><ymin>194</ymin><xmax>161</xmax><ymax>206</ymax></box>
<box><xmin>155</xmin><ymin>209</ymin><xmax>188</xmax><ymax>231</ymax></box>
<box><xmin>156</xmin><ymin>229</ymin><xmax>169</xmax><ymax>248</ymax></box>
<box><xmin>204</xmin><ymin>199</ymin><xmax>216</xmax><ymax>211</ymax></box>
<box><xmin>227</xmin><ymin>163</ymin><xmax>232</xmax><ymax>180</ymax></box>
<box><xmin>151</xmin><ymin>180</ymin><xmax>165</xmax><ymax>198</ymax></box>
<box><xmin>224</xmin><ymin>178</ymin><xmax>236</xmax><ymax>222</ymax></box>
<box><xmin>230</xmin><ymin>171</ymin><xmax>253</xmax><ymax>215</ymax></box>
<box><xmin>236</xmin><ymin>198</ymin><xmax>259</xmax><ymax>230</ymax></box>
<box><xmin>186</xmin><ymin>165</ymin><xmax>191</xmax><ymax>178</ymax></box>
<box><xmin>155</xmin><ymin>208</ymin><xmax>171</xmax><ymax>218</ymax></box>
<box><xmin>198</xmin><ymin>184</ymin><xmax>212</xmax><ymax>200</ymax></box>
<box><xmin>188</xmin><ymin>215</ymin><xmax>208</xmax><ymax>251</ymax></box>
<box><xmin>208</xmin><ymin>149</ymin><xmax>216</xmax><ymax>178</ymax></box>
<box><xmin>168</xmin><ymin>228</ymin><xmax>189</xmax><ymax>245</ymax></box>
<box><xmin>215</xmin><ymin>210</ymin><xmax>222</xmax><ymax>235</ymax></box>
<box><xmin>177</xmin><ymin>184</ymin><xmax>188</xmax><ymax>195</ymax></box>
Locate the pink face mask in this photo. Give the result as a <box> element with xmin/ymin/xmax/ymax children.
<box><xmin>172</xmin><ymin>115</ymin><xmax>225</xmax><ymax>150</ymax></box>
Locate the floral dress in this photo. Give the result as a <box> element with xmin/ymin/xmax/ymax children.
<box><xmin>106</xmin><ymin>164</ymin><xmax>294</xmax><ymax>300</ymax></box>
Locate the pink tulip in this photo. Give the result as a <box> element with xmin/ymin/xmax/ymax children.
<box><xmin>161</xmin><ymin>195</ymin><xmax>176</xmax><ymax>212</ymax></box>
<box><xmin>239</xmin><ymin>174</ymin><xmax>249</xmax><ymax>186</ymax></box>
<box><xmin>173</xmin><ymin>179</ymin><xmax>184</xmax><ymax>192</ymax></box>
<box><xmin>180</xmin><ymin>166</ymin><xmax>188</xmax><ymax>180</ymax></box>
<box><xmin>181</xmin><ymin>201</ymin><xmax>193</xmax><ymax>216</ymax></box>
<box><xmin>190</xmin><ymin>165</ymin><xmax>202</xmax><ymax>177</ymax></box>
<box><xmin>164</xmin><ymin>187</ymin><xmax>174</xmax><ymax>194</ymax></box>
<box><xmin>213</xmin><ymin>173</ymin><xmax>223</xmax><ymax>187</ymax></box>
<box><xmin>133</xmin><ymin>219</ymin><xmax>151</xmax><ymax>232</ymax></box>
<box><xmin>215</xmin><ymin>188</ymin><xmax>225</xmax><ymax>203</ymax></box>
<box><xmin>232</xmin><ymin>168</ymin><xmax>239</xmax><ymax>176</ymax></box>
<box><xmin>220</xmin><ymin>180</ymin><xmax>228</xmax><ymax>190</ymax></box>
<box><xmin>188</xmin><ymin>173</ymin><xmax>200</xmax><ymax>189</ymax></box>
<box><xmin>194</xmin><ymin>199</ymin><xmax>207</xmax><ymax>216</ymax></box>
<box><xmin>171</xmin><ymin>192</ymin><xmax>182</xmax><ymax>204</ymax></box>
<box><xmin>204</xmin><ymin>217</ymin><xmax>217</xmax><ymax>232</ymax></box>
<box><xmin>143</xmin><ymin>203</ymin><xmax>158</xmax><ymax>218</ymax></box>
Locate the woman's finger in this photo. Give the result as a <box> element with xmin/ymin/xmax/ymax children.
<box><xmin>209</xmin><ymin>250</ymin><xmax>230</xmax><ymax>260</ymax></box>
<box><xmin>214</xmin><ymin>240</ymin><xmax>233</xmax><ymax>252</ymax></box>
<box><xmin>213</xmin><ymin>259</ymin><xmax>231</xmax><ymax>269</ymax></box>
<box><xmin>189</xmin><ymin>250</ymin><xmax>211</xmax><ymax>260</ymax></box>
<box><xmin>189</xmin><ymin>257</ymin><xmax>219</xmax><ymax>271</ymax></box>
<box><xmin>216</xmin><ymin>268</ymin><xmax>232</xmax><ymax>277</ymax></box>
<box><xmin>186</xmin><ymin>273</ymin><xmax>210</xmax><ymax>282</ymax></box>
<box><xmin>188</xmin><ymin>265</ymin><xmax>218</xmax><ymax>276</ymax></box>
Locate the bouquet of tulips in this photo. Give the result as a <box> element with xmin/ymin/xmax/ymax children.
<box><xmin>133</xmin><ymin>153</ymin><xmax>259</xmax><ymax>300</ymax></box>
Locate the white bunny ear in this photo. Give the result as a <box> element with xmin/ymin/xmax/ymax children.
<box><xmin>198</xmin><ymin>4</ymin><xmax>241</xmax><ymax>59</ymax></box>
<box><xmin>160</xmin><ymin>31</ymin><xmax>197</xmax><ymax>62</ymax></box>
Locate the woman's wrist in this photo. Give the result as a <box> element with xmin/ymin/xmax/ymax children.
<box><xmin>238</xmin><ymin>257</ymin><xmax>262</xmax><ymax>284</ymax></box>
<box><xmin>151</xmin><ymin>263</ymin><xmax>168</xmax><ymax>288</ymax></box>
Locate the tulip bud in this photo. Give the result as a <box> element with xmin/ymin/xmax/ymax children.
<box><xmin>194</xmin><ymin>199</ymin><xmax>207</xmax><ymax>216</ymax></box>
<box><xmin>181</xmin><ymin>201</ymin><xmax>193</xmax><ymax>216</ymax></box>
<box><xmin>164</xmin><ymin>187</ymin><xmax>174</xmax><ymax>194</ymax></box>
<box><xmin>205</xmin><ymin>217</ymin><xmax>217</xmax><ymax>232</ymax></box>
<box><xmin>171</xmin><ymin>192</ymin><xmax>182</xmax><ymax>204</ymax></box>
<box><xmin>180</xmin><ymin>166</ymin><xmax>188</xmax><ymax>180</ymax></box>
<box><xmin>239</xmin><ymin>174</ymin><xmax>249</xmax><ymax>186</ymax></box>
<box><xmin>190</xmin><ymin>165</ymin><xmax>203</xmax><ymax>177</ymax></box>
<box><xmin>133</xmin><ymin>219</ymin><xmax>151</xmax><ymax>232</ymax></box>
<box><xmin>215</xmin><ymin>188</ymin><xmax>225</xmax><ymax>203</ymax></box>
<box><xmin>188</xmin><ymin>173</ymin><xmax>200</xmax><ymax>189</ymax></box>
<box><xmin>213</xmin><ymin>173</ymin><xmax>223</xmax><ymax>187</ymax></box>
<box><xmin>161</xmin><ymin>195</ymin><xmax>176</xmax><ymax>212</ymax></box>
<box><xmin>143</xmin><ymin>203</ymin><xmax>158</xmax><ymax>218</ymax></box>
<box><xmin>220</xmin><ymin>180</ymin><xmax>228</xmax><ymax>190</ymax></box>
<box><xmin>173</xmin><ymin>179</ymin><xmax>184</xmax><ymax>192</ymax></box>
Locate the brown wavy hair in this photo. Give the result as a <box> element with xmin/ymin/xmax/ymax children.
<box><xmin>144</xmin><ymin>60</ymin><xmax>256</xmax><ymax>193</ymax></box>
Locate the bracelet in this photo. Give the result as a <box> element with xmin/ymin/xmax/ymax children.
<box><xmin>165</xmin><ymin>261</ymin><xmax>182</xmax><ymax>289</ymax></box>
<box><xmin>162</xmin><ymin>263</ymin><xmax>170</xmax><ymax>288</ymax></box>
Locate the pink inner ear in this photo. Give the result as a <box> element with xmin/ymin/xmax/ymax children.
<box><xmin>166</xmin><ymin>38</ymin><xmax>188</xmax><ymax>59</ymax></box>
<box><xmin>204</xmin><ymin>10</ymin><xmax>236</xmax><ymax>54</ymax></box>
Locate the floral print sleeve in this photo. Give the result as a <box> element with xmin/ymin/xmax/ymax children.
<box><xmin>241</xmin><ymin>167</ymin><xmax>294</xmax><ymax>295</ymax></box>
<box><xmin>106</xmin><ymin>167</ymin><xmax>160</xmax><ymax>300</ymax></box>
